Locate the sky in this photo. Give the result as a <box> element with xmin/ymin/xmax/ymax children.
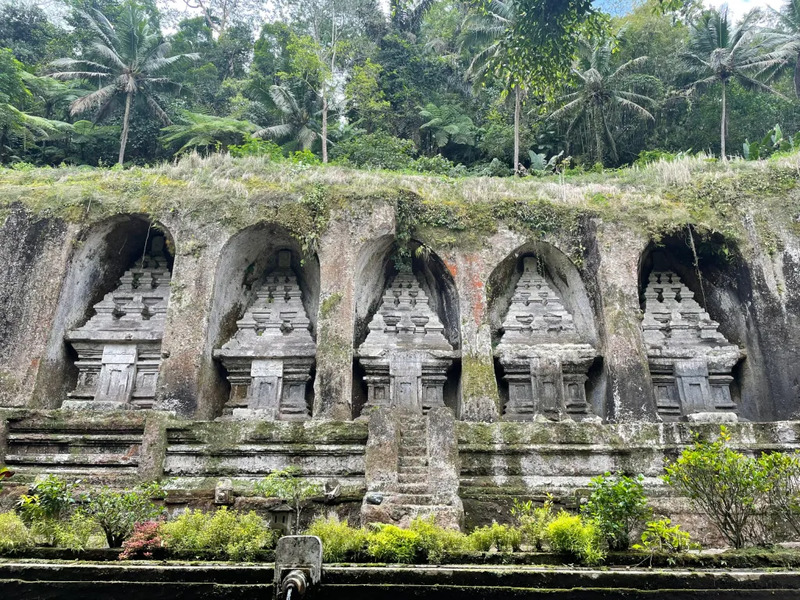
<box><xmin>594</xmin><ymin>0</ymin><xmax>784</xmax><ymax>19</ymax></box>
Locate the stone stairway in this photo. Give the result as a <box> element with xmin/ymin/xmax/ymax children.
<box><xmin>362</xmin><ymin>408</ymin><xmax>463</xmax><ymax>529</ymax></box>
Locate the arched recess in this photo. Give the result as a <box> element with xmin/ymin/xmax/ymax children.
<box><xmin>34</xmin><ymin>214</ymin><xmax>174</xmax><ymax>408</ymax></box>
<box><xmin>352</xmin><ymin>235</ymin><xmax>461</xmax><ymax>418</ymax></box>
<box><xmin>201</xmin><ymin>223</ymin><xmax>320</xmax><ymax>420</ymax></box>
<box><xmin>487</xmin><ymin>241</ymin><xmax>605</xmax><ymax>421</ymax></box>
<box><xmin>637</xmin><ymin>229</ymin><xmax>761</xmax><ymax>420</ymax></box>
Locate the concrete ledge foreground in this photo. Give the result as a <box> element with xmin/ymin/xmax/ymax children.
<box><xmin>3</xmin><ymin>561</ymin><xmax>800</xmax><ymax>599</ymax></box>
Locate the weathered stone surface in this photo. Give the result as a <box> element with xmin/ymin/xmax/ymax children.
<box><xmin>642</xmin><ymin>271</ymin><xmax>744</xmax><ymax>420</ymax></box>
<box><xmin>357</xmin><ymin>272</ymin><xmax>458</xmax><ymax>416</ymax></box>
<box><xmin>64</xmin><ymin>235</ymin><xmax>171</xmax><ymax>411</ymax></box>
<box><xmin>214</xmin><ymin>250</ymin><xmax>316</xmax><ymax>421</ymax></box>
<box><xmin>495</xmin><ymin>257</ymin><xmax>599</xmax><ymax>422</ymax></box>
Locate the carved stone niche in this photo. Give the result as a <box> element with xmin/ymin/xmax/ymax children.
<box><xmin>63</xmin><ymin>236</ymin><xmax>171</xmax><ymax>411</ymax></box>
<box><xmin>357</xmin><ymin>271</ymin><xmax>459</xmax><ymax>416</ymax></box>
<box><xmin>642</xmin><ymin>271</ymin><xmax>745</xmax><ymax>421</ymax></box>
<box><xmin>214</xmin><ymin>250</ymin><xmax>315</xmax><ymax>421</ymax></box>
<box><xmin>494</xmin><ymin>257</ymin><xmax>599</xmax><ymax>422</ymax></box>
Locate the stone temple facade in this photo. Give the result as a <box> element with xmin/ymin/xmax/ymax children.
<box><xmin>356</xmin><ymin>271</ymin><xmax>458</xmax><ymax>416</ymax></box>
<box><xmin>63</xmin><ymin>236</ymin><xmax>171</xmax><ymax>411</ymax></box>
<box><xmin>495</xmin><ymin>257</ymin><xmax>599</xmax><ymax>422</ymax></box>
<box><xmin>214</xmin><ymin>250</ymin><xmax>315</xmax><ymax>421</ymax></box>
<box><xmin>642</xmin><ymin>271</ymin><xmax>744</xmax><ymax>421</ymax></box>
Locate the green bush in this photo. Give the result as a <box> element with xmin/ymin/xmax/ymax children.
<box><xmin>0</xmin><ymin>511</ymin><xmax>33</xmax><ymax>553</ymax></box>
<box><xmin>228</xmin><ymin>137</ymin><xmax>284</xmax><ymax>159</ymax></box>
<box><xmin>306</xmin><ymin>514</ymin><xmax>368</xmax><ymax>562</ymax></box>
<box><xmin>331</xmin><ymin>132</ymin><xmax>416</xmax><ymax>170</ymax></box>
<box><xmin>583</xmin><ymin>472</ymin><xmax>651</xmax><ymax>551</ymax></box>
<box><xmin>367</xmin><ymin>523</ymin><xmax>421</xmax><ymax>563</ymax></box>
<box><xmin>53</xmin><ymin>512</ymin><xmax>100</xmax><ymax>550</ymax></box>
<box><xmin>467</xmin><ymin>521</ymin><xmax>522</xmax><ymax>552</ymax></box>
<box><xmin>412</xmin><ymin>154</ymin><xmax>464</xmax><ymax>176</ymax></box>
<box><xmin>546</xmin><ymin>511</ymin><xmax>605</xmax><ymax>566</ymax></box>
<box><xmin>161</xmin><ymin>508</ymin><xmax>275</xmax><ymax>561</ymax></box>
<box><xmin>664</xmin><ymin>427</ymin><xmax>774</xmax><ymax>548</ymax></box>
<box><xmin>17</xmin><ymin>475</ymin><xmax>78</xmax><ymax>545</ymax></box>
<box><xmin>633</xmin><ymin>518</ymin><xmax>695</xmax><ymax>555</ymax></box>
<box><xmin>256</xmin><ymin>467</ymin><xmax>322</xmax><ymax>534</ymax></box>
<box><xmin>408</xmin><ymin>517</ymin><xmax>468</xmax><ymax>562</ymax></box>
<box><xmin>81</xmin><ymin>482</ymin><xmax>165</xmax><ymax>547</ymax></box>
<box><xmin>512</xmin><ymin>496</ymin><xmax>555</xmax><ymax>551</ymax></box>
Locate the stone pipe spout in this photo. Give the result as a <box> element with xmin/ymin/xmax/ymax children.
<box><xmin>274</xmin><ymin>536</ymin><xmax>322</xmax><ymax>600</ymax></box>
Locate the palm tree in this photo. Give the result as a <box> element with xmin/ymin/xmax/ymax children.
<box><xmin>159</xmin><ymin>111</ymin><xmax>257</xmax><ymax>155</ymax></box>
<box><xmin>49</xmin><ymin>4</ymin><xmax>198</xmax><ymax>165</ymax></box>
<box><xmin>763</xmin><ymin>0</ymin><xmax>800</xmax><ymax>97</ymax></box>
<box><xmin>683</xmin><ymin>6</ymin><xmax>782</xmax><ymax>159</ymax></box>
<box><xmin>254</xmin><ymin>84</ymin><xmax>320</xmax><ymax>152</ymax></box>
<box><xmin>462</xmin><ymin>0</ymin><xmax>527</xmax><ymax>175</ymax></box>
<box><xmin>548</xmin><ymin>37</ymin><xmax>656</xmax><ymax>167</ymax></box>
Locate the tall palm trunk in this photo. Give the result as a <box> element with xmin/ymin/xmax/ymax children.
<box><xmin>593</xmin><ymin>105</ymin><xmax>605</xmax><ymax>167</ymax></box>
<box><xmin>513</xmin><ymin>86</ymin><xmax>521</xmax><ymax>176</ymax></box>
<box><xmin>118</xmin><ymin>91</ymin><xmax>133</xmax><ymax>166</ymax></box>
<box><xmin>794</xmin><ymin>54</ymin><xmax>800</xmax><ymax>98</ymax></box>
<box><xmin>322</xmin><ymin>96</ymin><xmax>328</xmax><ymax>164</ymax></box>
<box><xmin>720</xmin><ymin>80</ymin><xmax>727</xmax><ymax>160</ymax></box>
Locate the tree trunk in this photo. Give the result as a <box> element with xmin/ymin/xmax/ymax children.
<box><xmin>720</xmin><ymin>80</ymin><xmax>727</xmax><ymax>160</ymax></box>
<box><xmin>118</xmin><ymin>91</ymin><xmax>133</xmax><ymax>166</ymax></box>
<box><xmin>594</xmin><ymin>106</ymin><xmax>605</xmax><ymax>167</ymax></box>
<box><xmin>513</xmin><ymin>86</ymin><xmax>521</xmax><ymax>176</ymax></box>
<box><xmin>794</xmin><ymin>54</ymin><xmax>800</xmax><ymax>98</ymax></box>
<box><xmin>322</xmin><ymin>95</ymin><xmax>328</xmax><ymax>164</ymax></box>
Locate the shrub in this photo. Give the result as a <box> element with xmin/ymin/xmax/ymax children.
<box><xmin>0</xmin><ymin>466</ymin><xmax>12</xmax><ymax>491</ymax></box>
<box><xmin>583</xmin><ymin>472</ymin><xmax>651</xmax><ymax>551</ymax></box>
<box><xmin>633</xmin><ymin>518</ymin><xmax>695</xmax><ymax>555</ymax></box>
<box><xmin>408</xmin><ymin>517</ymin><xmax>468</xmax><ymax>562</ymax></box>
<box><xmin>255</xmin><ymin>467</ymin><xmax>322</xmax><ymax>534</ymax></box>
<box><xmin>119</xmin><ymin>521</ymin><xmax>164</xmax><ymax>560</ymax></box>
<box><xmin>289</xmin><ymin>149</ymin><xmax>320</xmax><ymax>165</ymax></box>
<box><xmin>467</xmin><ymin>522</ymin><xmax>522</xmax><ymax>553</ymax></box>
<box><xmin>412</xmin><ymin>154</ymin><xmax>460</xmax><ymax>176</ymax></box>
<box><xmin>306</xmin><ymin>514</ymin><xmax>368</xmax><ymax>562</ymax></box>
<box><xmin>54</xmin><ymin>511</ymin><xmax>99</xmax><ymax>550</ymax></box>
<box><xmin>512</xmin><ymin>496</ymin><xmax>555</xmax><ymax>551</ymax></box>
<box><xmin>161</xmin><ymin>508</ymin><xmax>275</xmax><ymax>561</ymax></box>
<box><xmin>367</xmin><ymin>524</ymin><xmax>421</xmax><ymax>563</ymax></box>
<box><xmin>331</xmin><ymin>132</ymin><xmax>416</xmax><ymax>170</ymax></box>
<box><xmin>81</xmin><ymin>482</ymin><xmax>165</xmax><ymax>547</ymax></box>
<box><xmin>17</xmin><ymin>475</ymin><xmax>78</xmax><ymax>545</ymax></box>
<box><xmin>228</xmin><ymin>137</ymin><xmax>284</xmax><ymax>159</ymax></box>
<box><xmin>0</xmin><ymin>511</ymin><xmax>33</xmax><ymax>553</ymax></box>
<box><xmin>758</xmin><ymin>451</ymin><xmax>800</xmax><ymax>540</ymax></box>
<box><xmin>547</xmin><ymin>512</ymin><xmax>605</xmax><ymax>566</ymax></box>
<box><xmin>663</xmin><ymin>427</ymin><xmax>770</xmax><ymax>548</ymax></box>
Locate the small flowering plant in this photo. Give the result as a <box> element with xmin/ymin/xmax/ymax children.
<box><xmin>119</xmin><ymin>521</ymin><xmax>164</xmax><ymax>560</ymax></box>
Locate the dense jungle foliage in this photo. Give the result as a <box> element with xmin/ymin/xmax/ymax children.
<box><xmin>1</xmin><ymin>0</ymin><xmax>799</xmax><ymax>174</ymax></box>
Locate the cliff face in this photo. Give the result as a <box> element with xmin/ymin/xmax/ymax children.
<box><xmin>1</xmin><ymin>154</ymin><xmax>799</xmax><ymax>535</ymax></box>
<box><xmin>0</xmin><ymin>155</ymin><xmax>798</xmax><ymax>421</ymax></box>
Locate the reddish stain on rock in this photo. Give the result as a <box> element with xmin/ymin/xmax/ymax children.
<box><xmin>464</xmin><ymin>255</ymin><xmax>485</xmax><ymax>326</ymax></box>
<box><xmin>444</xmin><ymin>259</ymin><xmax>458</xmax><ymax>278</ymax></box>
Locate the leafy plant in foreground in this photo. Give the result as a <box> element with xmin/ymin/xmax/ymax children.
<box><xmin>81</xmin><ymin>482</ymin><xmax>164</xmax><ymax>547</ymax></box>
<box><xmin>583</xmin><ymin>472</ymin><xmax>651</xmax><ymax>551</ymax></box>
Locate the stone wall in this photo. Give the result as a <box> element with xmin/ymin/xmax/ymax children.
<box><xmin>2</xmin><ymin>166</ymin><xmax>800</xmax><ymax>533</ymax></box>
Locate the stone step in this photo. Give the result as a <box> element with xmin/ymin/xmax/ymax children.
<box><xmin>399</xmin><ymin>456</ymin><xmax>427</xmax><ymax>468</ymax></box>
<box><xmin>398</xmin><ymin>465</ymin><xmax>427</xmax><ymax>475</ymax></box>
<box><xmin>398</xmin><ymin>473</ymin><xmax>427</xmax><ymax>485</ymax></box>
<box><xmin>7</xmin><ymin>432</ymin><xmax>143</xmax><ymax>445</ymax></box>
<box><xmin>393</xmin><ymin>493</ymin><xmax>434</xmax><ymax>505</ymax></box>
<box><xmin>5</xmin><ymin>454</ymin><xmax>140</xmax><ymax>467</ymax></box>
<box><xmin>397</xmin><ymin>482</ymin><xmax>428</xmax><ymax>494</ymax></box>
<box><xmin>399</xmin><ymin>445</ymin><xmax>426</xmax><ymax>457</ymax></box>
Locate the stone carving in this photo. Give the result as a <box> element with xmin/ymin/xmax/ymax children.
<box><xmin>494</xmin><ymin>257</ymin><xmax>599</xmax><ymax>421</ymax></box>
<box><xmin>642</xmin><ymin>271</ymin><xmax>744</xmax><ymax>420</ymax></box>
<box><xmin>214</xmin><ymin>250</ymin><xmax>315</xmax><ymax>421</ymax></box>
<box><xmin>357</xmin><ymin>271</ymin><xmax>458</xmax><ymax>415</ymax></box>
<box><xmin>64</xmin><ymin>236</ymin><xmax>171</xmax><ymax>410</ymax></box>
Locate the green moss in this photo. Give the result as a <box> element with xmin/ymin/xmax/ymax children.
<box><xmin>461</xmin><ymin>355</ymin><xmax>499</xmax><ymax>410</ymax></box>
<box><xmin>320</xmin><ymin>292</ymin><xmax>343</xmax><ymax>319</ymax></box>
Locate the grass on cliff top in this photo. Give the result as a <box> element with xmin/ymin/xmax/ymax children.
<box><xmin>1</xmin><ymin>150</ymin><xmax>799</xmax><ymax>251</ymax></box>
